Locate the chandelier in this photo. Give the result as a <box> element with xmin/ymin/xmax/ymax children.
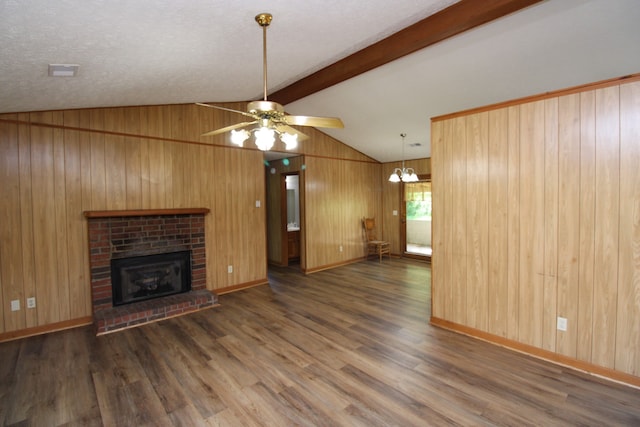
<box><xmin>388</xmin><ymin>133</ymin><xmax>418</xmax><ymax>182</ymax></box>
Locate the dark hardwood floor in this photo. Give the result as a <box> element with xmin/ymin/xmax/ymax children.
<box><xmin>1</xmin><ymin>258</ymin><xmax>639</xmax><ymax>426</ymax></box>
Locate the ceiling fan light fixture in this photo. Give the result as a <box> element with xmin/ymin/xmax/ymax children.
<box><xmin>230</xmin><ymin>129</ymin><xmax>250</xmax><ymax>146</ymax></box>
<box><xmin>255</xmin><ymin>127</ymin><xmax>276</xmax><ymax>151</ymax></box>
<box><xmin>280</xmin><ymin>132</ymin><xmax>298</xmax><ymax>150</ymax></box>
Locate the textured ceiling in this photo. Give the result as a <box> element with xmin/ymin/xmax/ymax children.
<box><xmin>1</xmin><ymin>0</ymin><xmax>640</xmax><ymax>162</ymax></box>
<box><xmin>0</xmin><ymin>0</ymin><xmax>457</xmax><ymax>112</ymax></box>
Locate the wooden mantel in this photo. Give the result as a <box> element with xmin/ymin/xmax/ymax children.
<box><xmin>83</xmin><ymin>208</ymin><xmax>210</xmax><ymax>218</ymax></box>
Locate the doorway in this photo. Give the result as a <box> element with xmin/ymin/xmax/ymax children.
<box><xmin>402</xmin><ymin>178</ymin><xmax>431</xmax><ymax>260</ymax></box>
<box><xmin>282</xmin><ymin>173</ymin><xmax>301</xmax><ymax>265</ymax></box>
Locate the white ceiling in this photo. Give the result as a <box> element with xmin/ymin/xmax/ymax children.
<box><xmin>1</xmin><ymin>0</ymin><xmax>640</xmax><ymax>163</ymax></box>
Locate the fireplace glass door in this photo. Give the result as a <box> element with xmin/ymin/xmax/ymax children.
<box><xmin>111</xmin><ymin>250</ymin><xmax>191</xmax><ymax>306</ymax></box>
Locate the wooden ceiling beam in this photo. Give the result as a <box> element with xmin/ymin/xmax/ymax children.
<box><xmin>270</xmin><ymin>0</ymin><xmax>544</xmax><ymax>105</ymax></box>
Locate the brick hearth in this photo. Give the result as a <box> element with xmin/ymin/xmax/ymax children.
<box><xmin>84</xmin><ymin>208</ymin><xmax>218</xmax><ymax>334</ymax></box>
<box><xmin>93</xmin><ymin>290</ymin><xmax>216</xmax><ymax>334</ymax></box>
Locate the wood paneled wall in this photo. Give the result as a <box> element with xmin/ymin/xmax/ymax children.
<box><xmin>265</xmin><ymin>131</ymin><xmax>382</xmax><ymax>272</ymax></box>
<box><xmin>264</xmin><ymin>154</ymin><xmax>383</xmax><ymax>273</ymax></box>
<box><xmin>0</xmin><ymin>106</ymin><xmax>268</xmax><ymax>333</ymax></box>
<box><xmin>431</xmin><ymin>77</ymin><xmax>640</xmax><ymax>377</ymax></box>
<box><xmin>265</xmin><ymin>153</ymin><xmax>433</xmax><ymax>267</ymax></box>
<box><xmin>304</xmin><ymin>157</ymin><xmax>382</xmax><ymax>272</ymax></box>
<box><xmin>0</xmin><ymin>102</ymin><xmax>380</xmax><ymax>336</ymax></box>
<box><xmin>0</xmin><ymin>105</ymin><xmax>267</xmax><ymax>335</ymax></box>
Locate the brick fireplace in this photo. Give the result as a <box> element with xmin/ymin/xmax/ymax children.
<box><xmin>84</xmin><ymin>208</ymin><xmax>218</xmax><ymax>334</ymax></box>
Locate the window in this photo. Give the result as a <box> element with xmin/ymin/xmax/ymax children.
<box><xmin>405</xmin><ymin>181</ymin><xmax>431</xmax><ymax>221</ymax></box>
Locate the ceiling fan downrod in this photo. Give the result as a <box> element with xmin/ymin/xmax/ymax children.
<box><xmin>255</xmin><ymin>13</ymin><xmax>272</xmax><ymax>102</ymax></box>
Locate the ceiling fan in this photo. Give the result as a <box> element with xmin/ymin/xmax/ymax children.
<box><xmin>197</xmin><ymin>13</ymin><xmax>344</xmax><ymax>151</ymax></box>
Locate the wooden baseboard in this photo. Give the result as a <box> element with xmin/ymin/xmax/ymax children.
<box><xmin>430</xmin><ymin>317</ymin><xmax>640</xmax><ymax>389</ymax></box>
<box><xmin>0</xmin><ymin>316</ymin><xmax>93</xmax><ymax>343</ymax></box>
<box><xmin>215</xmin><ymin>278</ymin><xmax>270</xmax><ymax>295</ymax></box>
<box><xmin>304</xmin><ymin>257</ymin><xmax>365</xmax><ymax>274</ymax></box>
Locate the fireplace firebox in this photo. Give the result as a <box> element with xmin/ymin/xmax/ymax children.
<box><xmin>111</xmin><ymin>251</ymin><xmax>191</xmax><ymax>306</ymax></box>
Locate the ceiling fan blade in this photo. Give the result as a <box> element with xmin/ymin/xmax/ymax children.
<box><xmin>201</xmin><ymin>121</ymin><xmax>257</xmax><ymax>137</ymax></box>
<box><xmin>284</xmin><ymin>115</ymin><xmax>344</xmax><ymax>129</ymax></box>
<box><xmin>196</xmin><ymin>102</ymin><xmax>256</xmax><ymax>119</ymax></box>
<box><xmin>275</xmin><ymin>125</ymin><xmax>309</xmax><ymax>141</ymax></box>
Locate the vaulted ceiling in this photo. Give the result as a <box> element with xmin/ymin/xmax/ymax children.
<box><xmin>1</xmin><ymin>0</ymin><xmax>639</xmax><ymax>162</ymax></box>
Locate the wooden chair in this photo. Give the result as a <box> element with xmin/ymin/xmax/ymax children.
<box><xmin>362</xmin><ymin>217</ymin><xmax>390</xmax><ymax>262</ymax></box>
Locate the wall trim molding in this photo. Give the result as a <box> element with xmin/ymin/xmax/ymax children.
<box><xmin>0</xmin><ymin>115</ymin><xmax>381</xmax><ymax>165</ymax></box>
<box><xmin>432</xmin><ymin>72</ymin><xmax>640</xmax><ymax>122</ymax></box>
<box><xmin>83</xmin><ymin>207</ymin><xmax>210</xmax><ymax>218</ymax></box>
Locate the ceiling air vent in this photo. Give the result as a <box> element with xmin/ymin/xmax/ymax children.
<box><xmin>48</xmin><ymin>64</ymin><xmax>79</xmax><ymax>77</ymax></box>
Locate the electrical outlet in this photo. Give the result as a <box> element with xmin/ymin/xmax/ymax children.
<box><xmin>339</xmin><ymin>245</ymin><xmax>343</xmax><ymax>252</ymax></box>
<box><xmin>11</xmin><ymin>300</ymin><xmax>20</xmax><ymax>311</ymax></box>
<box><xmin>228</xmin><ymin>265</ymin><xmax>233</xmax><ymax>273</ymax></box>
<box><xmin>392</xmin><ymin>210</ymin><xmax>398</xmax><ymax>216</ymax></box>
<box><xmin>27</xmin><ymin>297</ymin><xmax>36</xmax><ymax>309</ymax></box>
<box><xmin>255</xmin><ymin>200</ymin><xmax>261</xmax><ymax>208</ymax></box>
<box><xmin>557</xmin><ymin>316</ymin><xmax>567</xmax><ymax>332</ymax></box>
